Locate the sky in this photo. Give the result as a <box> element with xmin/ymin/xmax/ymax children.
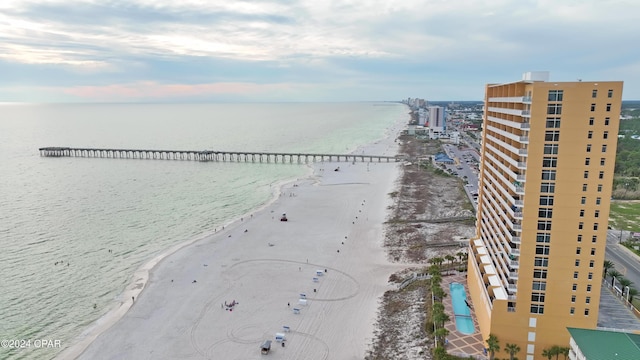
<box><xmin>1</xmin><ymin>0</ymin><xmax>639</xmax><ymax>103</ymax></box>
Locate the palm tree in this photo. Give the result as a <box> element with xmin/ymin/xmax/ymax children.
<box><xmin>542</xmin><ymin>348</ymin><xmax>554</xmax><ymax>360</ymax></box>
<box><xmin>486</xmin><ymin>334</ymin><xmax>500</xmax><ymax>360</ymax></box>
<box><xmin>551</xmin><ymin>345</ymin><xmax>562</xmax><ymax>360</ymax></box>
<box><xmin>434</xmin><ymin>327</ymin><xmax>450</xmax><ymax>347</ymax></box>
<box><xmin>629</xmin><ymin>288</ymin><xmax>638</xmax><ymax>302</ymax></box>
<box><xmin>428</xmin><ymin>264</ymin><xmax>441</xmax><ymax>276</ymax></box>
<box><xmin>433</xmin><ymin>256</ymin><xmax>445</xmax><ymax>267</ymax></box>
<box><xmin>445</xmin><ymin>254</ymin><xmax>456</xmax><ymax>268</ymax></box>
<box><xmin>619</xmin><ymin>277</ymin><xmax>633</xmax><ymax>290</ymax></box>
<box><xmin>504</xmin><ymin>343</ymin><xmax>521</xmax><ymax>360</ymax></box>
<box><xmin>609</xmin><ymin>269</ymin><xmax>622</xmax><ymax>287</ymax></box>
<box><xmin>603</xmin><ymin>259</ymin><xmax>615</xmax><ymax>278</ymax></box>
<box><xmin>433</xmin><ymin>311</ymin><xmax>450</xmax><ymax>328</ymax></box>
<box><xmin>456</xmin><ymin>251</ymin><xmax>466</xmax><ymax>262</ymax></box>
<box><xmin>559</xmin><ymin>346</ymin><xmax>570</xmax><ymax>359</ymax></box>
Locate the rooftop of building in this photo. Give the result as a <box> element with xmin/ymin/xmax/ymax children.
<box><xmin>567</xmin><ymin>327</ymin><xmax>640</xmax><ymax>360</ymax></box>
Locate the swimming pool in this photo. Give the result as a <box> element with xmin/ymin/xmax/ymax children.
<box><xmin>449</xmin><ymin>282</ymin><xmax>475</xmax><ymax>335</ymax></box>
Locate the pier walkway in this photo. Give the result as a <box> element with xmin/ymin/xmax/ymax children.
<box><xmin>38</xmin><ymin>147</ymin><xmax>401</xmax><ymax>164</ymax></box>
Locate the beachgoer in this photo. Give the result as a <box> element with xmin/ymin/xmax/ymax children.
<box><xmin>132</xmin><ymin>296</ymin><xmax>134</xmax><ymax>302</ymax></box>
<box><xmin>287</xmin><ymin>302</ymin><xmax>290</xmax><ymax>307</ymax></box>
<box><xmin>282</xmin><ymin>341</ymin><xmax>285</xmax><ymax>347</ymax></box>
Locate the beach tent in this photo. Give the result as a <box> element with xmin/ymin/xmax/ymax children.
<box><xmin>298</xmin><ymin>299</ymin><xmax>307</xmax><ymax>306</ymax></box>
<box><xmin>316</xmin><ymin>270</ymin><xmax>324</xmax><ymax>276</ymax></box>
<box><xmin>299</xmin><ymin>293</ymin><xmax>306</xmax><ymax>299</ymax></box>
<box><xmin>275</xmin><ymin>333</ymin><xmax>286</xmax><ymax>342</ymax></box>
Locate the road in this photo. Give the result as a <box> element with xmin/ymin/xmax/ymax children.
<box><xmin>606</xmin><ymin>229</ymin><xmax>640</xmax><ymax>289</ymax></box>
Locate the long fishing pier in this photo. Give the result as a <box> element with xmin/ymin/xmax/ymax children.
<box><xmin>38</xmin><ymin>147</ymin><xmax>401</xmax><ymax>163</ymax></box>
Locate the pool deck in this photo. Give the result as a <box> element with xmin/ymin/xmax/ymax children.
<box><xmin>443</xmin><ymin>273</ymin><xmax>487</xmax><ymax>359</ymax></box>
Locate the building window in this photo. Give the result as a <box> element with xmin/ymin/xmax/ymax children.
<box><xmin>534</xmin><ymin>257</ymin><xmax>549</xmax><ymax>267</ymax></box>
<box><xmin>589</xmin><ymin>260</ymin><xmax>595</xmax><ymax>268</ymax></box>
<box><xmin>596</xmin><ymin>197</ymin><xmax>601</xmax><ymax>205</ymax></box>
<box><xmin>570</xmin><ymin>307</ymin><xmax>575</xmax><ymax>315</ymax></box>
<box><xmin>576</xmin><ymin>247</ymin><xmax>581</xmax><ymax>255</ymax></box>
<box><xmin>584</xmin><ymin>171</ymin><xmax>589</xmax><ymax>179</ymax></box>
<box><xmin>608</xmin><ymin>89</ymin><xmax>614</xmax><ymax>98</ymax></box>
<box><xmin>533</xmin><ymin>281</ymin><xmax>547</xmax><ymax>291</ymax></box>
<box><xmin>548</xmin><ymin>90</ymin><xmax>564</xmax><ymax>101</ymax></box>
<box><xmin>606</xmin><ymin>104</ymin><xmax>612</xmax><ymax>111</ymax></box>
<box><xmin>590</xmin><ymin>104</ymin><xmax>596</xmax><ymax>111</ymax></box>
<box><xmin>545</xmin><ymin>131</ymin><xmax>560</xmax><ymax>141</ymax></box>
<box><xmin>540</xmin><ymin>196</ymin><xmax>554</xmax><ymax>206</ymax></box>
<box><xmin>591</xmin><ymin>248</ymin><xmax>596</xmax><ymax>255</ymax></box>
<box><xmin>534</xmin><ymin>269</ymin><xmax>548</xmax><ymax>279</ymax></box>
<box><xmin>546</xmin><ymin>118</ymin><xmax>561</xmax><ymax>128</ymax></box>
<box><xmin>573</xmin><ymin>271</ymin><xmax>579</xmax><ymax>279</ymax></box>
<box><xmin>577</xmin><ymin>235</ymin><xmax>582</xmax><ymax>242</ymax></box>
<box><xmin>586</xmin><ymin>296</ymin><xmax>591</xmax><ymax>304</ymax></box>
<box><xmin>575</xmin><ymin>260</ymin><xmax>580</xmax><ymax>267</ymax></box>
<box><xmin>547</xmin><ymin>104</ymin><xmax>562</xmax><ymax>115</ymax></box>
<box><xmin>531</xmin><ymin>293</ymin><xmax>546</xmax><ymax>302</ymax></box>
<box><xmin>571</xmin><ymin>295</ymin><xmax>576</xmax><ymax>303</ymax></box>
<box><xmin>595</xmin><ymin>210</ymin><xmax>600</xmax><ymax>218</ymax></box>
<box><xmin>539</xmin><ymin>208</ymin><xmax>553</xmax><ymax>218</ymax></box>
<box><xmin>604</xmin><ymin>131</ymin><xmax>609</xmax><ymax>139</ymax></box>
<box><xmin>579</xmin><ymin>209</ymin><xmax>585</xmax><ymax>217</ymax></box>
<box><xmin>588</xmin><ymin>272</ymin><xmax>593</xmax><ymax>280</ymax></box>
<box><xmin>600</xmin><ymin>158</ymin><xmax>606</xmax><ymax>166</ymax></box>
<box><xmin>573</xmin><ymin>284</ymin><xmax>578</xmax><ymax>291</ymax></box>
<box><xmin>585</xmin><ymin>158</ymin><xmax>590</xmax><ymax>166</ymax></box>
<box><xmin>535</xmin><ymin>245</ymin><xmax>550</xmax><ymax>255</ymax></box>
<box><xmin>581</xmin><ymin>197</ymin><xmax>586</xmax><ymax>205</ymax></box>
<box><xmin>538</xmin><ymin>221</ymin><xmax>552</xmax><ymax>231</ymax></box>
<box><xmin>542</xmin><ymin>157</ymin><xmax>557</xmax><ymax>167</ymax></box>
<box><xmin>605</xmin><ymin>117</ymin><xmax>610</xmax><ymax>126</ymax></box>
<box><xmin>536</xmin><ymin>233</ymin><xmax>551</xmax><ymax>243</ymax></box>
<box><xmin>578</xmin><ymin>222</ymin><xmax>584</xmax><ymax>230</ymax></box>
<box><xmin>587</xmin><ymin>284</ymin><xmax>592</xmax><ymax>292</ymax></box>
<box><xmin>597</xmin><ymin>184</ymin><xmax>603</xmax><ymax>192</ymax></box>
<box><xmin>599</xmin><ymin>171</ymin><xmax>604</xmax><ymax>179</ymax></box>
<box><xmin>587</xmin><ymin>144</ymin><xmax>591</xmax><ymax>152</ymax></box>
<box><xmin>542</xmin><ymin>170</ymin><xmax>556</xmax><ymax>180</ymax></box>
<box><xmin>592</xmin><ymin>89</ymin><xmax>598</xmax><ymax>98</ymax></box>
<box><xmin>589</xmin><ymin>117</ymin><xmax>594</xmax><ymax>125</ymax></box>
<box><xmin>594</xmin><ymin>223</ymin><xmax>599</xmax><ymax>230</ymax></box>
<box><xmin>544</xmin><ymin>144</ymin><xmax>559</xmax><ymax>154</ymax></box>
<box><xmin>583</xmin><ymin>184</ymin><xmax>588</xmax><ymax>191</ymax></box>
<box><xmin>592</xmin><ymin>235</ymin><xmax>597</xmax><ymax>243</ymax></box>
<box><xmin>602</xmin><ymin>145</ymin><xmax>607</xmax><ymax>152</ymax></box>
<box><xmin>588</xmin><ymin>131</ymin><xmax>593</xmax><ymax>139</ymax></box>
<box><xmin>585</xmin><ymin>308</ymin><xmax>590</xmax><ymax>316</ymax></box>
<box><xmin>531</xmin><ymin>304</ymin><xmax>545</xmax><ymax>314</ymax></box>
<box><xmin>541</xmin><ymin>182</ymin><xmax>555</xmax><ymax>193</ymax></box>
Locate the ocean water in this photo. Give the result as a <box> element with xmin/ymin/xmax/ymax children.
<box><xmin>0</xmin><ymin>102</ymin><xmax>408</xmax><ymax>360</ymax></box>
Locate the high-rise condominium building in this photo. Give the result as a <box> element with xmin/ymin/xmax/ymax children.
<box><xmin>467</xmin><ymin>72</ymin><xmax>623</xmax><ymax>360</ymax></box>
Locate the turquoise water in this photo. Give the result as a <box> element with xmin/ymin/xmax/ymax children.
<box><xmin>0</xmin><ymin>102</ymin><xmax>408</xmax><ymax>360</ymax></box>
<box><xmin>450</xmin><ymin>282</ymin><xmax>475</xmax><ymax>335</ymax></box>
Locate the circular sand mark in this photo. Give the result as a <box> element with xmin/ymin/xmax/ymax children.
<box><xmin>288</xmin><ymin>330</ymin><xmax>331</xmax><ymax>360</ymax></box>
<box><xmin>227</xmin><ymin>324</ymin><xmax>268</xmax><ymax>344</ymax></box>
<box><xmin>224</xmin><ymin>259</ymin><xmax>360</xmax><ymax>301</ymax></box>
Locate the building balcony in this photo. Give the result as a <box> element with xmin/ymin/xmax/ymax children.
<box><xmin>507</xmin><ymin>283</ymin><xmax>518</xmax><ymax>293</ymax></box>
<box><xmin>509</xmin><ymin>259</ymin><xmax>519</xmax><ymax>269</ymax></box>
<box><xmin>516</xmin><ymin>174</ymin><xmax>526</xmax><ymax>182</ymax></box>
<box><xmin>521</xmin><ymin>110</ymin><xmax>531</xmax><ymax>117</ymax></box>
<box><xmin>517</xmin><ymin>162</ymin><xmax>527</xmax><ymax>169</ymax></box>
<box><xmin>522</xmin><ymin>96</ymin><xmax>532</xmax><ymax>103</ymax></box>
<box><xmin>515</xmin><ymin>186</ymin><xmax>525</xmax><ymax>195</ymax></box>
<box><xmin>509</xmin><ymin>271</ymin><xmax>519</xmax><ymax>280</ymax></box>
<box><xmin>509</xmin><ymin>247</ymin><xmax>520</xmax><ymax>256</ymax></box>
<box><xmin>511</xmin><ymin>236</ymin><xmax>521</xmax><ymax>244</ymax></box>
<box><xmin>518</xmin><ymin>148</ymin><xmax>528</xmax><ymax>156</ymax></box>
<box><xmin>520</xmin><ymin>122</ymin><xmax>530</xmax><ymax>129</ymax></box>
<box><xmin>514</xmin><ymin>211</ymin><xmax>523</xmax><ymax>219</ymax></box>
<box><xmin>514</xmin><ymin>200</ymin><xmax>524</xmax><ymax>206</ymax></box>
<box><xmin>507</xmin><ymin>294</ymin><xmax>517</xmax><ymax>301</ymax></box>
<box><xmin>519</xmin><ymin>136</ymin><xmax>529</xmax><ymax>143</ymax></box>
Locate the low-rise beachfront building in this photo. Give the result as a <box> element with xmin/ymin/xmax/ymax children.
<box><xmin>466</xmin><ymin>72</ymin><xmax>623</xmax><ymax>359</ymax></box>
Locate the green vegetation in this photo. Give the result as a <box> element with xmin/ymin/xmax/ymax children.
<box><xmin>609</xmin><ymin>201</ymin><xmax>640</xmax><ymax>232</ymax></box>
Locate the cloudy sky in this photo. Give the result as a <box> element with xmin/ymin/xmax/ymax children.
<box><xmin>1</xmin><ymin>0</ymin><xmax>638</xmax><ymax>103</ymax></box>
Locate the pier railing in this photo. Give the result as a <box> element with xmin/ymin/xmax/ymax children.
<box><xmin>38</xmin><ymin>147</ymin><xmax>402</xmax><ymax>164</ymax></box>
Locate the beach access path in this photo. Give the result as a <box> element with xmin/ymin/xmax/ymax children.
<box><xmin>62</xmin><ymin>122</ymin><xmax>407</xmax><ymax>360</ymax></box>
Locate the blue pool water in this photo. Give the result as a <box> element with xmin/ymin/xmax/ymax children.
<box><xmin>449</xmin><ymin>282</ymin><xmax>475</xmax><ymax>335</ymax></box>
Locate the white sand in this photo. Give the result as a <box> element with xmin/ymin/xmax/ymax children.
<box><xmin>60</xmin><ymin>120</ymin><xmax>407</xmax><ymax>360</ymax></box>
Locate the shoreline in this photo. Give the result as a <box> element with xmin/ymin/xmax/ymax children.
<box><xmin>58</xmin><ymin>115</ymin><xmax>408</xmax><ymax>360</ymax></box>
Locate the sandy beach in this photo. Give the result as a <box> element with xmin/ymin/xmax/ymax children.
<box><xmin>58</xmin><ymin>120</ymin><xmax>407</xmax><ymax>360</ymax></box>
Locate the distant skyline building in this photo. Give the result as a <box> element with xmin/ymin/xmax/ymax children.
<box><xmin>427</xmin><ymin>105</ymin><xmax>446</xmax><ymax>138</ymax></box>
<box><xmin>467</xmin><ymin>72</ymin><xmax>623</xmax><ymax>359</ymax></box>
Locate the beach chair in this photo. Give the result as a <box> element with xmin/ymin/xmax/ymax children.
<box><xmin>313</xmin><ymin>277</ymin><xmax>319</xmax><ymax>282</ymax></box>
<box><xmin>282</xmin><ymin>325</ymin><xmax>290</xmax><ymax>332</ymax></box>
<box><xmin>293</xmin><ymin>308</ymin><xmax>300</xmax><ymax>314</ymax></box>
